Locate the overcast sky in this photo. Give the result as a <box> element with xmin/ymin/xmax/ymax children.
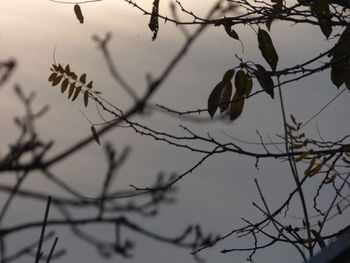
<box><xmin>1</xmin><ymin>0</ymin><xmax>349</xmax><ymax>262</ymax></box>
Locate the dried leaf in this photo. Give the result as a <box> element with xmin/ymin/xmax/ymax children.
<box><xmin>149</xmin><ymin>0</ymin><xmax>160</xmax><ymax>41</ymax></box>
<box><xmin>295</xmin><ymin>150</ymin><xmax>312</xmax><ymax>162</ymax></box>
<box><xmin>306</xmin><ymin>160</ymin><xmax>325</xmax><ymax>177</ymax></box>
<box><xmin>304</xmin><ymin>157</ymin><xmax>316</xmax><ymax>176</ymax></box>
<box><xmin>74</xmin><ymin>4</ymin><xmax>84</xmax><ymax>24</ymax></box>
<box><xmin>325</xmin><ymin>174</ymin><xmax>336</xmax><ymax>184</ymax></box>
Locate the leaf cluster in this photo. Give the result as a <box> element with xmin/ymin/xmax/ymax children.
<box><xmin>48</xmin><ymin>63</ymin><xmax>99</xmax><ymax>108</ymax></box>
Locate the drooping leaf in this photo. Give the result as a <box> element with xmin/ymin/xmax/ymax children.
<box><xmin>61</xmin><ymin>78</ymin><xmax>69</xmax><ymax>93</ymax></box>
<box><xmin>219</xmin><ymin>82</ymin><xmax>232</xmax><ymax>113</ymax></box>
<box><xmin>74</xmin><ymin>4</ymin><xmax>84</xmax><ymax>24</ymax></box>
<box><xmin>245</xmin><ymin>74</ymin><xmax>253</xmax><ymax>97</ymax></box>
<box><xmin>330</xmin><ymin>26</ymin><xmax>350</xmax><ymax>88</ymax></box>
<box><xmin>79</xmin><ymin>73</ymin><xmax>87</xmax><ymax>84</ymax></box>
<box><xmin>257</xmin><ymin>28</ymin><xmax>279</xmax><ymax>71</ymax></box>
<box><xmin>91</xmin><ymin>125</ymin><xmax>100</xmax><ymax>145</ymax></box>
<box><xmin>68</xmin><ymin>82</ymin><xmax>76</xmax><ymax>99</ymax></box>
<box><xmin>230</xmin><ymin>92</ymin><xmax>245</xmax><ymax>121</ymax></box>
<box><xmin>149</xmin><ymin>0</ymin><xmax>160</xmax><ymax>41</ymax></box>
<box><xmin>234</xmin><ymin>70</ymin><xmax>247</xmax><ymax>96</ymax></box>
<box><xmin>84</xmin><ymin>90</ymin><xmax>89</xmax><ymax>107</ymax></box>
<box><xmin>311</xmin><ymin>0</ymin><xmax>332</xmax><ymax>38</ymax></box>
<box><xmin>208</xmin><ymin>81</ymin><xmax>224</xmax><ymax>118</ymax></box>
<box><xmin>331</xmin><ymin>64</ymin><xmax>348</xmax><ymax>88</ymax></box>
<box><xmin>72</xmin><ymin>86</ymin><xmax>82</xmax><ymax>101</ymax></box>
<box><xmin>222</xmin><ymin>69</ymin><xmax>235</xmax><ymax>82</ymax></box>
<box><xmin>52</xmin><ymin>75</ymin><xmax>63</xmax><ymax>86</ymax></box>
<box><xmin>224</xmin><ymin>22</ymin><xmax>239</xmax><ymax>40</ymax></box>
<box><xmin>306</xmin><ymin>160</ymin><xmax>326</xmax><ymax>177</ymax></box>
<box><xmin>255</xmin><ymin>64</ymin><xmax>274</xmax><ymax>99</ymax></box>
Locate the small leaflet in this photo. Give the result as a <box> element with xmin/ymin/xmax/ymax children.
<box><xmin>61</xmin><ymin>78</ymin><xmax>69</xmax><ymax>93</ymax></box>
<box><xmin>84</xmin><ymin>90</ymin><xmax>89</xmax><ymax>107</ymax></box>
<box><xmin>79</xmin><ymin>73</ymin><xmax>87</xmax><ymax>84</ymax></box>
<box><xmin>72</xmin><ymin>86</ymin><xmax>82</xmax><ymax>101</ymax></box>
<box><xmin>68</xmin><ymin>82</ymin><xmax>76</xmax><ymax>99</ymax></box>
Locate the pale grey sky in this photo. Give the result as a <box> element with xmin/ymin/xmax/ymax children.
<box><xmin>1</xmin><ymin>1</ymin><xmax>349</xmax><ymax>263</ymax></box>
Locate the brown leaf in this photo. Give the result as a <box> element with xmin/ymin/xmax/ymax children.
<box><xmin>148</xmin><ymin>0</ymin><xmax>160</xmax><ymax>41</ymax></box>
<box><xmin>230</xmin><ymin>92</ymin><xmax>245</xmax><ymax>121</ymax></box>
<box><xmin>219</xmin><ymin>82</ymin><xmax>232</xmax><ymax>113</ymax></box>
<box><xmin>74</xmin><ymin>4</ymin><xmax>84</xmax><ymax>24</ymax></box>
